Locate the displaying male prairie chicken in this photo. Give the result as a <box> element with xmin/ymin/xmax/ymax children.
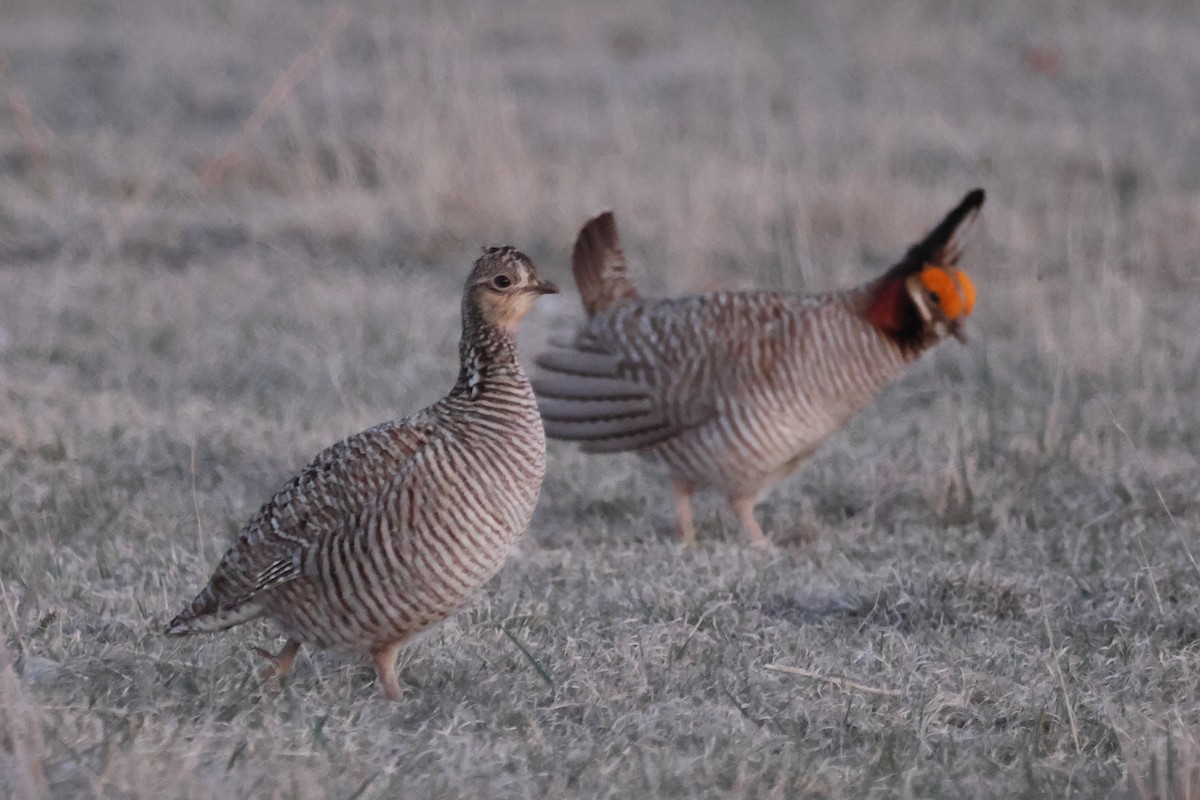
<box><xmin>166</xmin><ymin>247</ymin><xmax>557</xmax><ymax>700</ymax></box>
<box><xmin>534</xmin><ymin>189</ymin><xmax>983</xmax><ymax>547</ymax></box>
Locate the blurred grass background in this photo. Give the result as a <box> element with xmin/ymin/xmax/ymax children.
<box><xmin>1</xmin><ymin>0</ymin><xmax>1198</xmax><ymax>797</ymax></box>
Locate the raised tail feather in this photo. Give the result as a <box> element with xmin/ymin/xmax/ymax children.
<box><xmin>885</xmin><ymin>188</ymin><xmax>985</xmax><ymax>280</ymax></box>
<box><xmin>572</xmin><ymin>211</ymin><xmax>640</xmax><ymax>317</ymax></box>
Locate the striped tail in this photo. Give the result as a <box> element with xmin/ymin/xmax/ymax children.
<box><xmin>164</xmin><ymin>576</ymin><xmax>265</xmax><ymax>636</ymax></box>
<box><xmin>572</xmin><ymin>212</ymin><xmax>640</xmax><ymax>317</ymax></box>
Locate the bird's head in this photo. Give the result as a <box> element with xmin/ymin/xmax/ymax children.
<box><xmin>466</xmin><ymin>246</ymin><xmax>558</xmax><ymax>333</ymax></box>
<box><xmin>904</xmin><ymin>264</ymin><xmax>976</xmax><ymax>343</ymax></box>
<box><xmin>866</xmin><ymin>188</ymin><xmax>984</xmax><ymax>349</ymax></box>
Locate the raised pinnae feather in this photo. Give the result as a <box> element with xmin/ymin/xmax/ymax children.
<box><xmin>888</xmin><ymin>188</ymin><xmax>985</xmax><ymax>280</ymax></box>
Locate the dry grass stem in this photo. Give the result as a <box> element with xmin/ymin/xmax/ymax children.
<box><xmin>199</xmin><ymin>5</ymin><xmax>353</xmax><ymax>190</ymax></box>
<box><xmin>1042</xmin><ymin>610</ymin><xmax>1082</xmax><ymax>755</ymax></box>
<box><xmin>763</xmin><ymin>663</ymin><xmax>902</xmax><ymax>698</ymax></box>
<box><xmin>0</xmin><ymin>51</ymin><xmax>51</xmax><ymax>196</ymax></box>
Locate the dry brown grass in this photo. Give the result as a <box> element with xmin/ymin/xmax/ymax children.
<box><xmin>1</xmin><ymin>0</ymin><xmax>1199</xmax><ymax>797</ymax></box>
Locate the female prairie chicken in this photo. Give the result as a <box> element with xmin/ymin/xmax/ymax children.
<box><xmin>534</xmin><ymin>190</ymin><xmax>983</xmax><ymax>547</ymax></box>
<box><xmin>166</xmin><ymin>247</ymin><xmax>558</xmax><ymax>700</ymax></box>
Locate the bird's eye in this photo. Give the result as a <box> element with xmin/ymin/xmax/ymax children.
<box><xmin>493</xmin><ymin>275</ymin><xmax>512</xmax><ymax>289</ymax></box>
<box><xmin>928</xmin><ymin>290</ymin><xmax>940</xmax><ymax>305</ymax></box>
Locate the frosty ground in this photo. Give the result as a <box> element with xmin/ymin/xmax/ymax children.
<box><xmin>1</xmin><ymin>0</ymin><xmax>1198</xmax><ymax>797</ymax></box>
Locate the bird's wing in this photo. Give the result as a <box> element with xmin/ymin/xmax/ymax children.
<box><xmin>173</xmin><ymin>413</ymin><xmax>441</xmax><ymax>624</ymax></box>
<box><xmin>535</xmin><ymin>294</ymin><xmax>796</xmax><ymax>453</ymax></box>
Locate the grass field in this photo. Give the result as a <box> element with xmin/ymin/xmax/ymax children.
<box><xmin>2</xmin><ymin>0</ymin><xmax>1199</xmax><ymax>797</ymax></box>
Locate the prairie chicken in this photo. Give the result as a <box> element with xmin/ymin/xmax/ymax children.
<box><xmin>166</xmin><ymin>247</ymin><xmax>558</xmax><ymax>700</ymax></box>
<box><xmin>534</xmin><ymin>190</ymin><xmax>983</xmax><ymax>547</ymax></box>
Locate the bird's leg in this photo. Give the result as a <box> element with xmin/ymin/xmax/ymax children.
<box><xmin>254</xmin><ymin>638</ymin><xmax>302</xmax><ymax>685</ymax></box>
<box><xmin>372</xmin><ymin>641</ymin><xmax>405</xmax><ymax>701</ymax></box>
<box><xmin>672</xmin><ymin>482</ymin><xmax>696</xmax><ymax>545</ymax></box>
<box><xmin>728</xmin><ymin>494</ymin><xmax>770</xmax><ymax>548</ymax></box>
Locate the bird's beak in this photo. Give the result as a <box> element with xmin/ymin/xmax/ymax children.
<box><xmin>529</xmin><ymin>279</ymin><xmax>559</xmax><ymax>295</ymax></box>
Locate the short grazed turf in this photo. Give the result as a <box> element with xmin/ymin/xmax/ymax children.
<box><xmin>1</xmin><ymin>1</ymin><xmax>1198</xmax><ymax>797</ymax></box>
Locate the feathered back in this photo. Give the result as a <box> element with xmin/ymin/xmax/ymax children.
<box><xmin>572</xmin><ymin>211</ymin><xmax>640</xmax><ymax>317</ymax></box>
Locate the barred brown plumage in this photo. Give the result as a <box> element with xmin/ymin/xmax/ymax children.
<box><xmin>534</xmin><ymin>190</ymin><xmax>984</xmax><ymax>546</ymax></box>
<box><xmin>165</xmin><ymin>247</ymin><xmax>558</xmax><ymax>700</ymax></box>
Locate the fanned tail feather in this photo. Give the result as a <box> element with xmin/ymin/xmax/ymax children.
<box><xmin>572</xmin><ymin>211</ymin><xmax>640</xmax><ymax>317</ymax></box>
